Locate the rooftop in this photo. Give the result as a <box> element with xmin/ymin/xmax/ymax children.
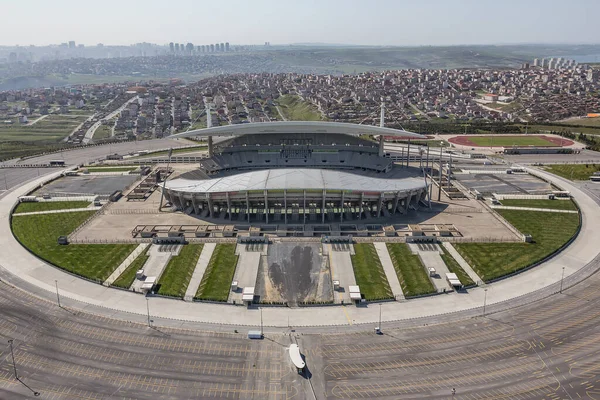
<box><xmin>166</xmin><ymin>168</ymin><xmax>427</xmax><ymax>193</ymax></box>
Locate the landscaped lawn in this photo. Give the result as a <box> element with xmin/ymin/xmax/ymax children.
<box><xmin>386</xmin><ymin>243</ymin><xmax>436</xmax><ymax>297</ymax></box>
<box><xmin>350</xmin><ymin>243</ymin><xmax>393</xmax><ymax>300</ymax></box>
<box><xmin>195</xmin><ymin>244</ymin><xmax>238</xmax><ymax>301</ymax></box>
<box><xmin>440</xmin><ymin>246</ymin><xmax>475</xmax><ymax>287</ymax></box>
<box><xmin>157</xmin><ymin>244</ymin><xmax>204</xmax><ymax>298</ymax></box>
<box><xmin>500</xmin><ymin>199</ymin><xmax>578</xmax><ymax>211</ymax></box>
<box><xmin>468</xmin><ymin>135</ymin><xmax>557</xmax><ymax>147</ymax></box>
<box><xmin>11</xmin><ymin>212</ymin><xmax>137</xmax><ymax>281</ymax></box>
<box><xmin>455</xmin><ymin>210</ymin><xmax>580</xmax><ymax>282</ymax></box>
<box><xmin>544</xmin><ymin>164</ymin><xmax>600</xmax><ymax>181</ymax></box>
<box><xmin>111</xmin><ymin>249</ymin><xmax>150</xmax><ymax>289</ymax></box>
<box><xmin>13</xmin><ymin>201</ymin><xmax>91</xmax><ymax>213</ymax></box>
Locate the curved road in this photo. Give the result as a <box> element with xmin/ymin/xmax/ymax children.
<box><xmin>0</xmin><ymin>142</ymin><xmax>600</xmax><ymax>398</ymax></box>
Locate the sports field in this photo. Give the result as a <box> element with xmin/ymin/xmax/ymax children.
<box><xmin>449</xmin><ymin>135</ymin><xmax>573</xmax><ymax>148</ymax></box>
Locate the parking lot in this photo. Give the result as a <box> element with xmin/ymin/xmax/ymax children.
<box><xmin>33</xmin><ymin>174</ymin><xmax>139</xmax><ymax>196</ymax></box>
<box><xmin>455</xmin><ymin>172</ymin><xmax>552</xmax><ymax>195</ymax></box>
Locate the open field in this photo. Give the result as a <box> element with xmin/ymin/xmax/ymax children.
<box><xmin>386</xmin><ymin>243</ymin><xmax>436</xmax><ymax>297</ymax></box>
<box><xmin>543</xmin><ymin>163</ymin><xmax>600</xmax><ymax>180</ymax></box>
<box><xmin>0</xmin><ymin>142</ymin><xmax>68</xmax><ymax>161</ymax></box>
<box><xmin>111</xmin><ymin>250</ymin><xmax>150</xmax><ymax>289</ymax></box>
<box><xmin>11</xmin><ymin>211</ymin><xmax>136</xmax><ymax>281</ymax></box>
<box><xmin>558</xmin><ymin>118</ymin><xmax>600</xmax><ymax>127</ymax></box>
<box><xmin>276</xmin><ymin>95</ymin><xmax>323</xmax><ymax>121</ymax></box>
<box><xmin>157</xmin><ymin>244</ymin><xmax>203</xmax><ymax>298</ymax></box>
<box><xmin>350</xmin><ymin>243</ymin><xmax>393</xmax><ymax>300</ymax></box>
<box><xmin>500</xmin><ymin>198</ymin><xmax>578</xmax><ymax>211</ymax></box>
<box><xmin>440</xmin><ymin>246</ymin><xmax>475</xmax><ymax>287</ymax></box>
<box><xmin>195</xmin><ymin>244</ymin><xmax>238</xmax><ymax>301</ymax></box>
<box><xmin>93</xmin><ymin>124</ymin><xmax>113</xmax><ymax>140</ymax></box>
<box><xmin>0</xmin><ymin>115</ymin><xmax>90</xmax><ymax>143</ymax></box>
<box><xmin>13</xmin><ymin>201</ymin><xmax>91</xmax><ymax>213</ymax></box>
<box><xmin>455</xmin><ymin>209</ymin><xmax>580</xmax><ymax>282</ymax></box>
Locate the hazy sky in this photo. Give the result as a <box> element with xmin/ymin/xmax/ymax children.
<box><xmin>2</xmin><ymin>0</ymin><xmax>598</xmax><ymax>47</ymax></box>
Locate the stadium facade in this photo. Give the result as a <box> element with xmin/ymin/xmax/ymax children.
<box><xmin>164</xmin><ymin>121</ymin><xmax>429</xmax><ymax>223</ymax></box>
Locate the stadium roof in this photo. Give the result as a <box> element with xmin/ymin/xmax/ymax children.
<box><xmin>166</xmin><ymin>168</ymin><xmax>427</xmax><ymax>193</ymax></box>
<box><xmin>170</xmin><ymin>121</ymin><xmax>424</xmax><ymax>139</ymax></box>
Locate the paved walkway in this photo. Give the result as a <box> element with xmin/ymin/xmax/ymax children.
<box><xmin>491</xmin><ymin>205</ymin><xmax>578</xmax><ymax>214</ymax></box>
<box><xmin>409</xmin><ymin>244</ymin><xmax>452</xmax><ymax>292</ymax></box>
<box><xmin>442</xmin><ymin>242</ymin><xmax>482</xmax><ymax>285</ymax></box>
<box><xmin>13</xmin><ymin>206</ymin><xmax>102</xmax><ymax>216</ymax></box>
<box><xmin>103</xmin><ymin>243</ymin><xmax>149</xmax><ymax>286</ymax></box>
<box><xmin>0</xmin><ymin>167</ymin><xmax>598</xmax><ymax>328</ymax></box>
<box><xmin>327</xmin><ymin>244</ymin><xmax>356</xmax><ymax>304</ymax></box>
<box><xmin>373</xmin><ymin>242</ymin><xmax>404</xmax><ymax>300</ymax></box>
<box><xmin>229</xmin><ymin>245</ymin><xmax>261</xmax><ymax>304</ymax></box>
<box><xmin>184</xmin><ymin>243</ymin><xmax>216</xmax><ymax>302</ymax></box>
<box><xmin>131</xmin><ymin>244</ymin><xmax>179</xmax><ymax>292</ymax></box>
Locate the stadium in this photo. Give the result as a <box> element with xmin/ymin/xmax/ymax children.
<box><xmin>163</xmin><ymin>121</ymin><xmax>430</xmax><ymax>222</ymax></box>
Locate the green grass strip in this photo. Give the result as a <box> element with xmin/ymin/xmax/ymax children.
<box><xmin>350</xmin><ymin>243</ymin><xmax>393</xmax><ymax>300</ymax></box>
<box><xmin>11</xmin><ymin>212</ymin><xmax>136</xmax><ymax>281</ymax></box>
<box><xmin>455</xmin><ymin>210</ymin><xmax>579</xmax><ymax>282</ymax></box>
<box><xmin>500</xmin><ymin>199</ymin><xmax>577</xmax><ymax>211</ymax></box>
<box><xmin>386</xmin><ymin>243</ymin><xmax>436</xmax><ymax>297</ymax></box>
<box><xmin>14</xmin><ymin>201</ymin><xmax>91</xmax><ymax>213</ymax></box>
<box><xmin>111</xmin><ymin>249</ymin><xmax>150</xmax><ymax>289</ymax></box>
<box><xmin>157</xmin><ymin>244</ymin><xmax>204</xmax><ymax>298</ymax></box>
<box><xmin>195</xmin><ymin>244</ymin><xmax>238</xmax><ymax>301</ymax></box>
<box><xmin>440</xmin><ymin>246</ymin><xmax>475</xmax><ymax>287</ymax></box>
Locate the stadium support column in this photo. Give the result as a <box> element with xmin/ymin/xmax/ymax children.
<box><xmin>191</xmin><ymin>196</ymin><xmax>199</xmax><ymax>214</ymax></box>
<box><xmin>207</xmin><ymin>194</ymin><xmax>214</xmax><ymax>218</ymax></box>
<box><xmin>378</xmin><ymin>136</ymin><xmax>384</xmax><ymax>157</ymax></box>
<box><xmin>378</xmin><ymin>193</ymin><xmax>384</xmax><ymax>218</ymax></box>
<box><xmin>303</xmin><ymin>190</ymin><xmax>307</xmax><ymax>225</ymax></box>
<box><xmin>340</xmin><ymin>191</ymin><xmax>344</xmax><ymax>223</ymax></box>
<box><xmin>393</xmin><ymin>192</ymin><xmax>400</xmax><ymax>215</ymax></box>
<box><xmin>264</xmin><ymin>190</ymin><xmax>269</xmax><ymax>224</ymax></box>
<box><xmin>405</xmin><ymin>192</ymin><xmax>413</xmax><ymax>213</ymax></box>
<box><xmin>179</xmin><ymin>193</ymin><xmax>185</xmax><ymax>211</ymax></box>
<box><xmin>246</xmin><ymin>191</ymin><xmax>250</xmax><ymax>223</ymax></box>
<box><xmin>359</xmin><ymin>192</ymin><xmax>364</xmax><ymax>220</ymax></box>
<box><xmin>438</xmin><ymin>146</ymin><xmax>443</xmax><ymax>201</ymax></box>
<box><xmin>226</xmin><ymin>192</ymin><xmax>232</xmax><ymax>220</ymax></box>
<box><xmin>406</xmin><ymin>139</ymin><xmax>411</xmax><ymax>167</ymax></box>
<box><xmin>322</xmin><ymin>189</ymin><xmax>326</xmax><ymax>224</ymax></box>
<box><xmin>208</xmin><ymin>136</ymin><xmax>214</xmax><ymax>157</ymax></box>
<box><xmin>284</xmin><ymin>189</ymin><xmax>287</xmax><ymax>224</ymax></box>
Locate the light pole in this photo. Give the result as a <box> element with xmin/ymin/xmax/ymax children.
<box><xmin>260</xmin><ymin>307</ymin><xmax>264</xmax><ymax>336</ymax></box>
<box><xmin>8</xmin><ymin>339</ymin><xmax>17</xmax><ymax>379</ymax></box>
<box><xmin>560</xmin><ymin>267</ymin><xmax>565</xmax><ymax>293</ymax></box>
<box><xmin>146</xmin><ymin>297</ymin><xmax>151</xmax><ymax>327</ymax></box>
<box><xmin>482</xmin><ymin>289</ymin><xmax>488</xmax><ymax>317</ymax></box>
<box><xmin>438</xmin><ymin>143</ymin><xmax>443</xmax><ymax>201</ymax></box>
<box><xmin>378</xmin><ymin>303</ymin><xmax>382</xmax><ymax>333</ymax></box>
<box><xmin>55</xmin><ymin>280</ymin><xmax>61</xmax><ymax>308</ymax></box>
<box><xmin>158</xmin><ymin>148</ymin><xmax>173</xmax><ymax>211</ymax></box>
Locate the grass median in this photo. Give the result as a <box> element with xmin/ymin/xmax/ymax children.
<box><xmin>156</xmin><ymin>244</ymin><xmax>204</xmax><ymax>298</ymax></box>
<box><xmin>500</xmin><ymin>199</ymin><xmax>577</xmax><ymax>211</ymax></box>
<box><xmin>11</xmin><ymin>211</ymin><xmax>136</xmax><ymax>281</ymax></box>
<box><xmin>350</xmin><ymin>243</ymin><xmax>393</xmax><ymax>300</ymax></box>
<box><xmin>543</xmin><ymin>164</ymin><xmax>600</xmax><ymax>181</ymax></box>
<box><xmin>14</xmin><ymin>201</ymin><xmax>91</xmax><ymax>213</ymax></box>
<box><xmin>455</xmin><ymin>209</ymin><xmax>580</xmax><ymax>282</ymax></box>
<box><xmin>440</xmin><ymin>246</ymin><xmax>475</xmax><ymax>287</ymax></box>
<box><xmin>195</xmin><ymin>244</ymin><xmax>238</xmax><ymax>301</ymax></box>
<box><xmin>111</xmin><ymin>249</ymin><xmax>150</xmax><ymax>289</ymax></box>
<box><xmin>386</xmin><ymin>243</ymin><xmax>436</xmax><ymax>297</ymax></box>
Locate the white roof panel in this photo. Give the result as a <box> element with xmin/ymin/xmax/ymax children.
<box><xmin>166</xmin><ymin>169</ymin><xmax>427</xmax><ymax>194</ymax></box>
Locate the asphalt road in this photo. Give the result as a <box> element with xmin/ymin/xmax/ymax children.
<box><xmin>1</xmin><ymin>262</ymin><xmax>600</xmax><ymax>399</ymax></box>
<box><xmin>1</xmin><ymin>141</ymin><xmax>600</xmax><ymax>399</ymax></box>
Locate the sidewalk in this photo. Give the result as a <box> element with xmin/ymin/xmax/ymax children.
<box><xmin>0</xmin><ymin>168</ymin><xmax>598</xmax><ymax>328</ymax></box>
<box><xmin>184</xmin><ymin>243</ymin><xmax>216</xmax><ymax>302</ymax></box>
<box><xmin>373</xmin><ymin>242</ymin><xmax>404</xmax><ymax>300</ymax></box>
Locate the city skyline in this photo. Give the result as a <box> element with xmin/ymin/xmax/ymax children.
<box><xmin>1</xmin><ymin>0</ymin><xmax>599</xmax><ymax>47</ymax></box>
